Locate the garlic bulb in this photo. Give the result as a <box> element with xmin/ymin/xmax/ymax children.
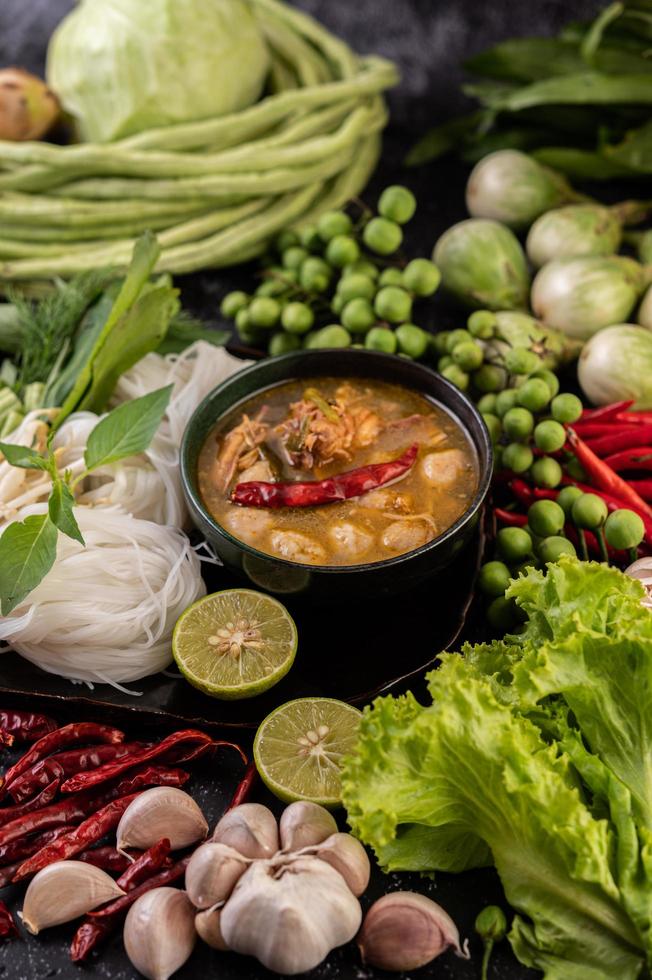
<box><xmin>117</xmin><ymin>787</ymin><xmax>208</xmax><ymax>853</ymax></box>
<box><xmin>313</xmin><ymin>833</ymin><xmax>370</xmax><ymax>897</ymax></box>
<box><xmin>123</xmin><ymin>887</ymin><xmax>196</xmax><ymax>980</ymax></box>
<box><xmin>357</xmin><ymin>891</ymin><xmax>469</xmax><ymax>971</ymax></box>
<box><xmin>21</xmin><ymin>861</ymin><xmax>125</xmax><ymax>934</ymax></box>
<box><xmin>466</xmin><ymin>150</ymin><xmax>577</xmax><ymax>229</ymax></box>
<box><xmin>213</xmin><ymin>802</ymin><xmax>278</xmax><ymax>859</ymax></box>
<box><xmin>186</xmin><ymin>841</ymin><xmax>248</xmax><ymax>909</ymax></box>
<box><xmin>220</xmin><ymin>854</ymin><xmax>362</xmax><ymax>974</ymax></box>
<box><xmin>279</xmin><ymin>801</ymin><xmax>338</xmax><ymax>851</ymax></box>
<box><xmin>195</xmin><ymin>906</ymin><xmax>229</xmax><ymax>951</ymax></box>
<box><xmin>526</xmin><ymin>204</ymin><xmax>621</xmax><ymax>269</ymax></box>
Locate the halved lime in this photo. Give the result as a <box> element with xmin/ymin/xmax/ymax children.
<box><xmin>173</xmin><ymin>589</ymin><xmax>297</xmax><ymax>700</ymax></box>
<box><xmin>253</xmin><ymin>697</ymin><xmax>362</xmax><ymax>808</ymax></box>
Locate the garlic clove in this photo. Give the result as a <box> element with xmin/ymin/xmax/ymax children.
<box><xmin>123</xmin><ymin>886</ymin><xmax>196</xmax><ymax>980</ymax></box>
<box><xmin>357</xmin><ymin>891</ymin><xmax>469</xmax><ymax>971</ymax></box>
<box><xmin>279</xmin><ymin>800</ymin><xmax>338</xmax><ymax>851</ymax></box>
<box><xmin>212</xmin><ymin>802</ymin><xmax>278</xmax><ymax>859</ymax></box>
<box><xmin>221</xmin><ymin>854</ymin><xmax>361</xmax><ymax>975</ymax></box>
<box><xmin>21</xmin><ymin>860</ymin><xmax>125</xmax><ymax>934</ymax></box>
<box><xmin>313</xmin><ymin>833</ymin><xmax>370</xmax><ymax>896</ymax></box>
<box><xmin>186</xmin><ymin>841</ymin><xmax>248</xmax><ymax>909</ymax></box>
<box><xmin>117</xmin><ymin>787</ymin><xmax>208</xmax><ymax>853</ymax></box>
<box><xmin>195</xmin><ymin>906</ymin><xmax>229</xmax><ymax>951</ymax></box>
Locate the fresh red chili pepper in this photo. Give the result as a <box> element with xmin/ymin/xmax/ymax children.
<box><xmin>77</xmin><ymin>846</ymin><xmax>132</xmax><ymax>875</ymax></box>
<box><xmin>13</xmin><ymin>794</ymin><xmax>140</xmax><ymax>882</ymax></box>
<box><xmin>228</xmin><ymin>762</ymin><xmax>258</xmax><ymax>811</ymax></box>
<box><xmin>603</xmin><ymin>449</ymin><xmax>652</xmax><ymax>471</ymax></box>
<box><xmin>7</xmin><ymin>742</ymin><xmax>147</xmax><ymax>804</ymax></box>
<box><xmin>89</xmin><ymin>855</ymin><xmax>190</xmax><ymax>921</ymax></box>
<box><xmin>0</xmin><ymin>711</ymin><xmax>57</xmax><ymax>744</ymax></box>
<box><xmin>0</xmin><ymin>901</ymin><xmax>17</xmax><ymax>939</ymax></box>
<box><xmin>580</xmin><ymin>401</ymin><xmax>634</xmax><ymax>421</ymax></box>
<box><xmin>1</xmin><ymin>722</ymin><xmax>125</xmax><ymax>794</ymax></box>
<box><xmin>232</xmin><ymin>444</ymin><xmax>419</xmax><ymax>508</ymax></box>
<box><xmin>494</xmin><ymin>507</ymin><xmax>528</xmax><ymax>527</ymax></box>
<box><xmin>70</xmin><ymin>838</ymin><xmax>172</xmax><ymax>962</ymax></box>
<box><xmin>566</xmin><ymin>428</ymin><xmax>652</xmax><ymax>520</ymax></box>
<box><xmin>0</xmin><ymin>824</ymin><xmax>74</xmax><ymax>867</ymax></box>
<box><xmin>585</xmin><ymin>425</ymin><xmax>652</xmax><ymax>458</ymax></box>
<box><xmin>0</xmin><ymin>778</ymin><xmax>61</xmax><ymax>829</ymax></box>
<box><xmin>573</xmin><ymin>422</ymin><xmax>640</xmax><ymax>438</ymax></box>
<box><xmin>0</xmin><ymin>766</ymin><xmax>188</xmax><ymax>846</ymax></box>
<box><xmin>61</xmin><ymin>731</ymin><xmax>241</xmax><ymax>794</ymax></box>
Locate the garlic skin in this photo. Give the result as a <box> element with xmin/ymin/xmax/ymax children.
<box><xmin>279</xmin><ymin>801</ymin><xmax>338</xmax><ymax>851</ymax></box>
<box><xmin>221</xmin><ymin>854</ymin><xmax>362</xmax><ymax>974</ymax></box>
<box><xmin>186</xmin><ymin>841</ymin><xmax>248</xmax><ymax>909</ymax></box>
<box><xmin>123</xmin><ymin>887</ymin><xmax>196</xmax><ymax>980</ymax></box>
<box><xmin>117</xmin><ymin>787</ymin><xmax>208</xmax><ymax>853</ymax></box>
<box><xmin>212</xmin><ymin>802</ymin><xmax>278</xmax><ymax>859</ymax></box>
<box><xmin>313</xmin><ymin>833</ymin><xmax>370</xmax><ymax>897</ymax></box>
<box><xmin>357</xmin><ymin>891</ymin><xmax>469</xmax><ymax>971</ymax></box>
<box><xmin>195</xmin><ymin>906</ymin><xmax>229</xmax><ymax>951</ymax></box>
<box><xmin>21</xmin><ymin>861</ymin><xmax>125</xmax><ymax>934</ymax></box>
<box><xmin>625</xmin><ymin>558</ymin><xmax>652</xmax><ymax>609</ymax></box>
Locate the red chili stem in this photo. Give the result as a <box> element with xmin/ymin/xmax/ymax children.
<box><xmin>70</xmin><ymin>839</ymin><xmax>172</xmax><ymax>962</ymax></box>
<box><xmin>232</xmin><ymin>444</ymin><xmax>419</xmax><ymax>508</ymax></box>
<box><xmin>0</xmin><ymin>766</ymin><xmax>188</xmax><ymax>846</ymax></box>
<box><xmin>7</xmin><ymin>742</ymin><xmax>147</xmax><ymax>804</ymax></box>
<box><xmin>494</xmin><ymin>507</ymin><xmax>528</xmax><ymax>527</ymax></box>
<box><xmin>60</xmin><ymin>732</ymin><xmax>243</xmax><ymax>795</ymax></box>
<box><xmin>0</xmin><ymin>711</ymin><xmax>57</xmax><ymax>744</ymax></box>
<box><xmin>227</xmin><ymin>762</ymin><xmax>258</xmax><ymax>811</ymax></box>
<box><xmin>566</xmin><ymin>428</ymin><xmax>652</xmax><ymax>520</ymax></box>
<box><xmin>0</xmin><ymin>900</ymin><xmax>17</xmax><ymax>939</ymax></box>
<box><xmin>603</xmin><ymin>449</ymin><xmax>652</xmax><ymax>471</ymax></box>
<box><xmin>585</xmin><ymin>425</ymin><xmax>652</xmax><ymax>457</ymax></box>
<box><xmin>580</xmin><ymin>401</ymin><xmax>635</xmax><ymax>421</ymax></box>
<box><xmin>13</xmin><ymin>793</ymin><xmax>140</xmax><ymax>882</ymax></box>
<box><xmin>1</xmin><ymin>723</ymin><xmax>125</xmax><ymax>795</ymax></box>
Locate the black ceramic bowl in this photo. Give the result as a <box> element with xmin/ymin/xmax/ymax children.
<box><xmin>181</xmin><ymin>349</ymin><xmax>492</xmax><ymax>600</ymax></box>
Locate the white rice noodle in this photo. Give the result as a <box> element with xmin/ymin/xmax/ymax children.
<box><xmin>110</xmin><ymin>342</ymin><xmax>252</xmax><ymax>527</ymax></box>
<box><xmin>0</xmin><ymin>505</ymin><xmax>205</xmax><ymax>690</ymax></box>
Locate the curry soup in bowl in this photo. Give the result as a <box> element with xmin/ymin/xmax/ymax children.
<box><xmin>181</xmin><ymin>350</ymin><xmax>492</xmax><ymax>599</ymax></box>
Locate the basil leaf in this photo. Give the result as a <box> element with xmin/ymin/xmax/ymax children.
<box><xmin>0</xmin><ymin>514</ymin><xmax>58</xmax><ymax>615</ymax></box>
<box><xmin>48</xmin><ymin>478</ymin><xmax>84</xmax><ymax>545</ymax></box>
<box><xmin>84</xmin><ymin>384</ymin><xmax>173</xmax><ymax>472</ymax></box>
<box><xmin>0</xmin><ymin>441</ymin><xmax>51</xmax><ymax>471</ymax></box>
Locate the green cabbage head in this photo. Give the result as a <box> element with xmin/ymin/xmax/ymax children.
<box><xmin>47</xmin><ymin>0</ymin><xmax>270</xmax><ymax>142</ymax></box>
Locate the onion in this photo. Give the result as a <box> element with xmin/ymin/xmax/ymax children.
<box><xmin>531</xmin><ymin>256</ymin><xmax>646</xmax><ymax>339</ymax></box>
<box><xmin>465</xmin><ymin>150</ymin><xmax>577</xmax><ymax>229</ymax></box>
<box><xmin>578</xmin><ymin>324</ymin><xmax>652</xmax><ymax>408</ymax></box>
<box><xmin>526</xmin><ymin>204</ymin><xmax>621</xmax><ymax>269</ymax></box>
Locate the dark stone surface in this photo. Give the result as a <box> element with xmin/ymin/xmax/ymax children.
<box><xmin>0</xmin><ymin>2</ymin><xmax>603</xmax><ymax>979</ymax></box>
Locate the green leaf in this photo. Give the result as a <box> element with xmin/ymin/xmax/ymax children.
<box><xmin>404</xmin><ymin>111</ymin><xmax>487</xmax><ymax>166</ymax></box>
<box><xmin>0</xmin><ymin>441</ymin><xmax>50</xmax><ymax>471</ymax></box>
<box><xmin>84</xmin><ymin>384</ymin><xmax>173</xmax><ymax>472</ymax></box>
<box><xmin>0</xmin><ymin>514</ymin><xmax>58</xmax><ymax>615</ymax></box>
<box><xmin>48</xmin><ymin>477</ymin><xmax>84</xmax><ymax>545</ymax></box>
<box><xmin>478</xmin><ymin>72</ymin><xmax>652</xmax><ymax>113</ymax></box>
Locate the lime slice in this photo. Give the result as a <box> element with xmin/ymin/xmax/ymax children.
<box><xmin>254</xmin><ymin>697</ymin><xmax>362</xmax><ymax>808</ymax></box>
<box><xmin>173</xmin><ymin>589</ymin><xmax>297</xmax><ymax>700</ymax></box>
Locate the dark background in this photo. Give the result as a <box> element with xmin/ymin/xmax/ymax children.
<box><xmin>0</xmin><ymin>2</ymin><xmax>602</xmax><ymax>979</ymax></box>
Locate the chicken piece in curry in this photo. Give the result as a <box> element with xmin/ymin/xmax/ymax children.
<box><xmin>198</xmin><ymin>377</ymin><xmax>478</xmax><ymax>566</ymax></box>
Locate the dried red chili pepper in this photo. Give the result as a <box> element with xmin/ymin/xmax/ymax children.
<box><xmin>0</xmin><ymin>823</ymin><xmax>74</xmax><ymax>867</ymax></box>
<box><xmin>494</xmin><ymin>507</ymin><xmax>528</xmax><ymax>527</ymax></box>
<box><xmin>566</xmin><ymin>428</ymin><xmax>652</xmax><ymax>520</ymax></box>
<box><xmin>232</xmin><ymin>444</ymin><xmax>419</xmax><ymax>508</ymax></box>
<box><xmin>7</xmin><ymin>742</ymin><xmax>147</xmax><ymax>804</ymax></box>
<box><xmin>77</xmin><ymin>846</ymin><xmax>132</xmax><ymax>875</ymax></box>
<box><xmin>227</xmin><ymin>762</ymin><xmax>258</xmax><ymax>811</ymax></box>
<box><xmin>70</xmin><ymin>838</ymin><xmax>172</xmax><ymax>962</ymax></box>
<box><xmin>0</xmin><ymin>710</ymin><xmax>57</xmax><ymax>744</ymax></box>
<box><xmin>13</xmin><ymin>793</ymin><xmax>140</xmax><ymax>882</ymax></box>
<box><xmin>1</xmin><ymin>722</ymin><xmax>125</xmax><ymax>794</ymax></box>
<box><xmin>60</xmin><ymin>730</ymin><xmax>238</xmax><ymax>794</ymax></box>
<box><xmin>0</xmin><ymin>901</ymin><xmax>17</xmax><ymax>939</ymax></box>
<box><xmin>89</xmin><ymin>855</ymin><xmax>190</xmax><ymax>921</ymax></box>
<box><xmin>0</xmin><ymin>778</ymin><xmax>61</xmax><ymax>830</ymax></box>
<box><xmin>0</xmin><ymin>766</ymin><xmax>188</xmax><ymax>846</ymax></box>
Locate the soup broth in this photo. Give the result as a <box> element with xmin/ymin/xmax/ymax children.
<box><xmin>198</xmin><ymin>377</ymin><xmax>478</xmax><ymax>566</ymax></box>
